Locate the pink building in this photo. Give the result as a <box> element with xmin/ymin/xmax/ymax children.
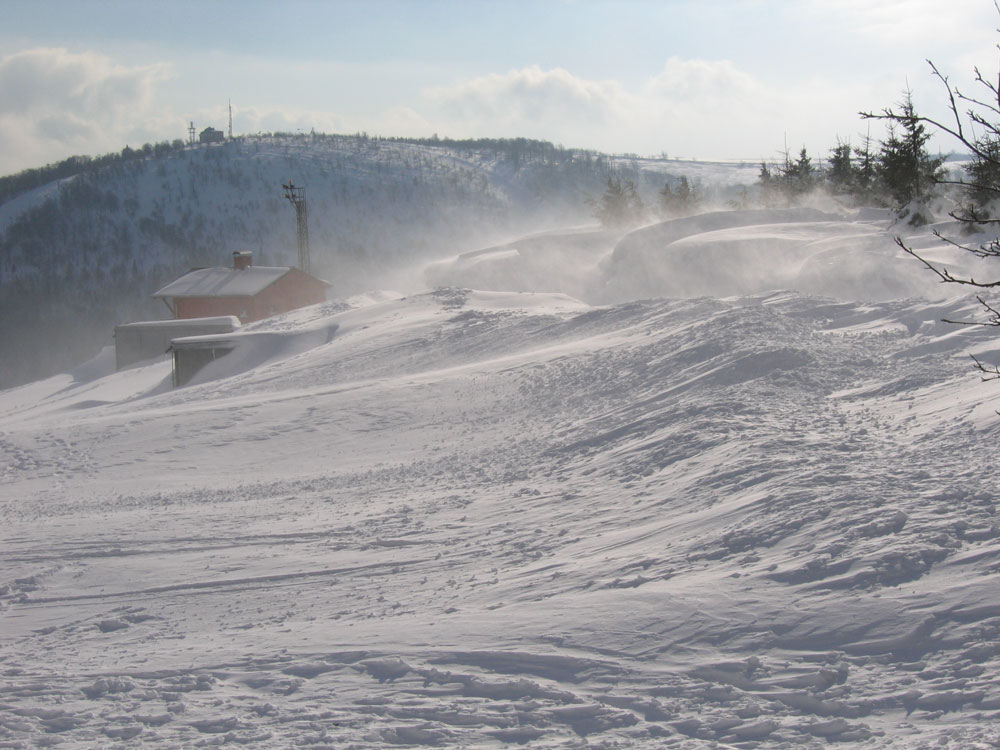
<box><xmin>154</xmin><ymin>251</ymin><xmax>329</xmax><ymax>323</ymax></box>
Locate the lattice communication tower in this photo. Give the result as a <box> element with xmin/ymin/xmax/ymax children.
<box><xmin>282</xmin><ymin>180</ymin><xmax>311</xmax><ymax>274</ymax></box>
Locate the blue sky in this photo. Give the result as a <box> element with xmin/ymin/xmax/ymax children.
<box><xmin>1</xmin><ymin>0</ymin><xmax>996</xmax><ymax>175</ymax></box>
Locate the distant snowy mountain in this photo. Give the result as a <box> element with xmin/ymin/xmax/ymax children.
<box><xmin>0</xmin><ymin>134</ymin><xmax>753</xmax><ymax>389</ymax></box>
<box><xmin>1</xmin><ymin>285</ymin><xmax>999</xmax><ymax>747</ymax></box>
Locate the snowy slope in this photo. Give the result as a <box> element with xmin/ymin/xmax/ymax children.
<box><xmin>3</xmin><ymin>263</ymin><xmax>1000</xmax><ymax>747</ymax></box>
<box><xmin>3</xmin><ymin>135</ymin><xmax>756</xmax><ymax>390</ymax></box>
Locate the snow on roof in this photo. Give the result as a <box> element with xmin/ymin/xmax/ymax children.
<box><xmin>153</xmin><ymin>266</ymin><xmax>291</xmax><ymax>299</ymax></box>
<box><xmin>115</xmin><ymin>316</ymin><xmax>241</xmax><ymax>329</ymax></box>
<box><xmin>167</xmin><ymin>333</ymin><xmax>239</xmax><ymax>350</ymax></box>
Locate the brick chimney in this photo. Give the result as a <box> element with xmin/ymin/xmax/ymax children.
<box><xmin>232</xmin><ymin>251</ymin><xmax>252</xmax><ymax>270</ymax></box>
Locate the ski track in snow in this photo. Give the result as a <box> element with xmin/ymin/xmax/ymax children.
<box><xmin>2</xmin><ymin>263</ymin><xmax>1000</xmax><ymax>745</ymax></box>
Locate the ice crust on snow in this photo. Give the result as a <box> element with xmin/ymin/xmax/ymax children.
<box><xmin>2</xmin><ymin>212</ymin><xmax>1000</xmax><ymax>748</ymax></box>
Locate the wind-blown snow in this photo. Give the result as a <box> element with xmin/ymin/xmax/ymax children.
<box><xmin>3</xmin><ymin>236</ymin><xmax>1000</xmax><ymax>749</ymax></box>
<box><xmin>427</xmin><ymin>208</ymin><xmax>997</xmax><ymax>308</ymax></box>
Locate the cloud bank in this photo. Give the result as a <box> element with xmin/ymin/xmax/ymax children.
<box><xmin>821</xmin><ymin>0</ymin><xmax>995</xmax><ymax>45</ymax></box>
<box><xmin>0</xmin><ymin>44</ymin><xmax>962</xmax><ymax>176</ymax></box>
<box><xmin>0</xmin><ymin>48</ymin><xmax>171</xmax><ymax>174</ymax></box>
<box><xmin>418</xmin><ymin>60</ymin><xmax>877</xmax><ymax>159</ymax></box>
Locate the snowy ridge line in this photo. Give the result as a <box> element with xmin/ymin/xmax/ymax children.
<box><xmin>17</xmin><ymin>558</ymin><xmax>424</xmax><ymax>605</ymax></box>
<box><xmin>0</xmin><ymin>526</ymin><xmax>367</xmax><ymax>563</ymax></box>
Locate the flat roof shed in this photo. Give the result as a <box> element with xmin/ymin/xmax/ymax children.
<box><xmin>167</xmin><ymin>334</ymin><xmax>239</xmax><ymax>388</ymax></box>
<box><xmin>114</xmin><ymin>316</ymin><xmax>240</xmax><ymax>370</ymax></box>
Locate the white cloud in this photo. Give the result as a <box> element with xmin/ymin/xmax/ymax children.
<box><xmin>642</xmin><ymin>57</ymin><xmax>766</xmax><ymax>102</ymax></box>
<box><xmin>218</xmin><ymin>104</ymin><xmax>433</xmax><ymax>143</ymax></box>
<box><xmin>413</xmin><ymin>61</ymin><xmax>878</xmax><ymax>159</ymax></box>
<box><xmin>812</xmin><ymin>0</ymin><xmax>996</xmax><ymax>46</ymax></box>
<box><xmin>228</xmin><ymin>106</ymin><xmax>348</xmax><ymax>136</ymax></box>
<box><xmin>0</xmin><ymin>45</ymin><xmax>436</xmax><ymax>172</ymax></box>
<box><xmin>424</xmin><ymin>65</ymin><xmax>628</xmax><ymax>134</ymax></box>
<box><xmin>0</xmin><ymin>48</ymin><xmax>169</xmax><ymax>174</ymax></box>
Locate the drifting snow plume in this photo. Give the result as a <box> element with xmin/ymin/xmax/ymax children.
<box><xmin>426</xmin><ymin>207</ymin><xmax>977</xmax><ymax>305</ymax></box>
<box><xmin>425</xmin><ymin>226</ymin><xmax>622</xmax><ymax>301</ymax></box>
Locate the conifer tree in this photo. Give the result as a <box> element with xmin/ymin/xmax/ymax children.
<box><xmin>852</xmin><ymin>129</ymin><xmax>878</xmax><ymax>202</ymax></box>
<box><xmin>860</xmin><ymin>25</ymin><xmax>1000</xmax><ymax>378</ymax></box>
<box><xmin>960</xmin><ymin>136</ymin><xmax>1000</xmax><ymax>222</ymax></box>
<box><xmin>658</xmin><ymin>175</ymin><xmax>698</xmax><ymax>217</ymax></box>
<box><xmin>757</xmin><ymin>147</ymin><xmax>815</xmax><ymax>206</ymax></box>
<box><xmin>783</xmin><ymin>147</ymin><xmax>815</xmax><ymax>197</ymax></box>
<box><xmin>676</xmin><ymin>175</ymin><xmax>694</xmax><ymax>208</ymax></box>
<box><xmin>658</xmin><ymin>182</ymin><xmax>675</xmax><ymax>217</ymax></box>
<box><xmin>826</xmin><ymin>140</ymin><xmax>855</xmax><ymax>196</ymax></box>
<box><xmin>592</xmin><ymin>177</ymin><xmax>643</xmax><ymax>228</ymax></box>
<box><xmin>757</xmin><ymin>162</ymin><xmax>780</xmax><ymax>207</ymax></box>
<box><xmin>872</xmin><ymin>90</ymin><xmax>943</xmax><ymax>219</ymax></box>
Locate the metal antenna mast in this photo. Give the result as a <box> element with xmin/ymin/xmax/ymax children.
<box><xmin>188</xmin><ymin>121</ymin><xmax>196</xmax><ymax>145</ymax></box>
<box><xmin>282</xmin><ymin>180</ymin><xmax>311</xmax><ymax>274</ymax></box>
<box><xmin>228</xmin><ymin>100</ymin><xmax>233</xmax><ymax>140</ymax></box>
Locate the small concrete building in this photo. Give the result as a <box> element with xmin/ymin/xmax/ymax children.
<box><xmin>153</xmin><ymin>251</ymin><xmax>329</xmax><ymax>324</ymax></box>
<box><xmin>199</xmin><ymin>127</ymin><xmax>225</xmax><ymax>143</ymax></box>
<box><xmin>114</xmin><ymin>316</ymin><xmax>240</xmax><ymax>370</ymax></box>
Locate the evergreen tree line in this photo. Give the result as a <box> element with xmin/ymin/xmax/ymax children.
<box><xmin>764</xmin><ymin>84</ymin><xmax>1000</xmax><ymax>236</ymax></box>
<box><xmin>757</xmin><ymin>90</ymin><xmax>952</xmax><ymax>225</ymax></box>
<box><xmin>589</xmin><ymin>89</ymin><xmax>975</xmax><ymax>231</ymax></box>
<box><xmin>590</xmin><ymin>174</ymin><xmax>701</xmax><ymax>229</ymax></box>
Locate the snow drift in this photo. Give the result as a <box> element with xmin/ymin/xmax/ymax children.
<box><xmin>426</xmin><ymin>208</ymin><xmax>996</xmax><ymax>308</ymax></box>
<box><xmin>2</xmin><ymin>273</ymin><xmax>1000</xmax><ymax>746</ymax></box>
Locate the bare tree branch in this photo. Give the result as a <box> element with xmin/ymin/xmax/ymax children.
<box><xmin>972</xmin><ymin>352</ymin><xmax>1000</xmax><ymax>380</ymax></box>
<box><xmin>859</xmin><ymin>5</ymin><xmax>1000</xmax><ymax>374</ymax></box>
<box><xmin>930</xmin><ymin>230</ymin><xmax>1000</xmax><ymax>260</ymax></box>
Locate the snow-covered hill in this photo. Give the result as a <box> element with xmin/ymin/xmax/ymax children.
<box><xmin>2</xmin><ymin>270</ymin><xmax>1000</xmax><ymax>746</ymax></box>
<box><xmin>0</xmin><ymin>135</ymin><xmax>744</xmax><ymax>389</ymax></box>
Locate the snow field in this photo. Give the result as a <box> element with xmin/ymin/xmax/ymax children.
<box><xmin>2</xmin><ymin>276</ymin><xmax>1000</xmax><ymax>747</ymax></box>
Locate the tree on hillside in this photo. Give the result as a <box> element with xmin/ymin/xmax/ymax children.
<box><xmin>591</xmin><ymin>177</ymin><xmax>644</xmax><ymax>228</ymax></box>
<box><xmin>658</xmin><ymin>175</ymin><xmax>698</xmax><ymax>217</ymax></box>
<box><xmin>756</xmin><ymin>146</ymin><xmax>815</xmax><ymax>206</ymax></box>
<box><xmin>860</xmin><ymin>24</ymin><xmax>1000</xmax><ymax>379</ymax></box>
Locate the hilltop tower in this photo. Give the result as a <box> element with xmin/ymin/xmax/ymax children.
<box><xmin>228</xmin><ymin>100</ymin><xmax>233</xmax><ymax>140</ymax></box>
<box><xmin>188</xmin><ymin>121</ymin><xmax>196</xmax><ymax>145</ymax></box>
